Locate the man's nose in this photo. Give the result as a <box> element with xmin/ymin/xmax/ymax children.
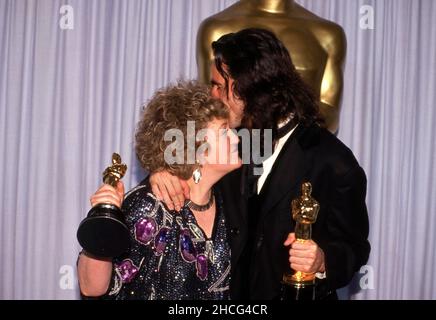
<box><xmin>210</xmin><ymin>87</ymin><xmax>219</xmax><ymax>98</ymax></box>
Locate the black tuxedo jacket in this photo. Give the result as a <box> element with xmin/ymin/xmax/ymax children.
<box><xmin>217</xmin><ymin>123</ymin><xmax>370</xmax><ymax>299</ymax></box>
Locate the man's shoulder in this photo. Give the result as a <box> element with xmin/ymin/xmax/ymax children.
<box><xmin>297</xmin><ymin>124</ymin><xmax>362</xmax><ymax>174</ymax></box>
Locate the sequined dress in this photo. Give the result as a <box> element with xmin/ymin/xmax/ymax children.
<box><xmin>103</xmin><ymin>179</ymin><xmax>231</xmax><ymax>300</ymax></box>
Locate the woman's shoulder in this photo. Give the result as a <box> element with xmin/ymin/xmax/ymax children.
<box><xmin>121</xmin><ymin>176</ymin><xmax>160</xmax><ymax>212</ymax></box>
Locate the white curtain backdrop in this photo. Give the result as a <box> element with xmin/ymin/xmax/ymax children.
<box><xmin>0</xmin><ymin>0</ymin><xmax>435</xmax><ymax>299</ymax></box>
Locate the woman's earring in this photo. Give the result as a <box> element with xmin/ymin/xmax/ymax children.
<box><xmin>192</xmin><ymin>165</ymin><xmax>202</xmax><ymax>184</ymax></box>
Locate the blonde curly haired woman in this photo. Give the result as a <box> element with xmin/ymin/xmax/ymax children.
<box><xmin>78</xmin><ymin>81</ymin><xmax>241</xmax><ymax>300</ymax></box>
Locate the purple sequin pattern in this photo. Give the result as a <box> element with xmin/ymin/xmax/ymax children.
<box><xmin>105</xmin><ymin>182</ymin><xmax>230</xmax><ymax>300</ymax></box>
<box><xmin>134</xmin><ymin>217</ymin><xmax>157</xmax><ymax>244</ymax></box>
<box><xmin>196</xmin><ymin>254</ymin><xmax>208</xmax><ymax>280</ymax></box>
<box><xmin>154</xmin><ymin>227</ymin><xmax>170</xmax><ymax>256</ymax></box>
<box><xmin>179</xmin><ymin>228</ymin><xmax>197</xmax><ymax>262</ymax></box>
<box><xmin>115</xmin><ymin>259</ymin><xmax>139</xmax><ymax>283</ymax></box>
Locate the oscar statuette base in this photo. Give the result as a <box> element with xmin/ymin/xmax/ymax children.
<box><xmin>281</xmin><ymin>272</ymin><xmax>316</xmax><ymax>300</ymax></box>
<box><xmin>77</xmin><ymin>203</ymin><xmax>130</xmax><ymax>258</ymax></box>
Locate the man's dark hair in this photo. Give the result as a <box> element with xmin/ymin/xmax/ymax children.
<box><xmin>212</xmin><ymin>28</ymin><xmax>323</xmax><ymax>136</ymax></box>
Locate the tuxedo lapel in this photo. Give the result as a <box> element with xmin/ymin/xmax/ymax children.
<box><xmin>257</xmin><ymin>126</ymin><xmax>312</xmax><ymax>221</ymax></box>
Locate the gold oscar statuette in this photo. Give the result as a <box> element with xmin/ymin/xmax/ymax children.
<box><xmin>282</xmin><ymin>182</ymin><xmax>320</xmax><ymax>300</ymax></box>
<box><xmin>77</xmin><ymin>153</ymin><xmax>130</xmax><ymax>257</ymax></box>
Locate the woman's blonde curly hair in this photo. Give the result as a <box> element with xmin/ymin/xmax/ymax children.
<box><xmin>135</xmin><ymin>81</ymin><xmax>229</xmax><ymax>180</ymax></box>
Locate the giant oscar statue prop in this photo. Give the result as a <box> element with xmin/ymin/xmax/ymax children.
<box><xmin>77</xmin><ymin>153</ymin><xmax>130</xmax><ymax>257</ymax></box>
<box><xmin>197</xmin><ymin>0</ymin><xmax>346</xmax><ymax>133</ymax></box>
<box><xmin>282</xmin><ymin>182</ymin><xmax>320</xmax><ymax>300</ymax></box>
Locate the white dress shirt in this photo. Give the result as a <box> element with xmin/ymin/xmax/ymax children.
<box><xmin>257</xmin><ymin>124</ymin><xmax>297</xmax><ymax>194</ymax></box>
<box><xmin>255</xmin><ymin>121</ymin><xmax>327</xmax><ymax>279</ymax></box>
